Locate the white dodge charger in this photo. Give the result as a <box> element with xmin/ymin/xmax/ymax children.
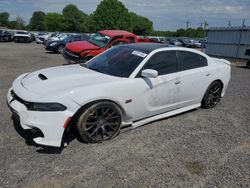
<box><xmin>7</xmin><ymin>43</ymin><xmax>231</xmax><ymax>147</ymax></box>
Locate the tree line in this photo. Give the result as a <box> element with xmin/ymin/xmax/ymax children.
<box><xmin>0</xmin><ymin>0</ymin><xmax>204</xmax><ymax>37</ymax></box>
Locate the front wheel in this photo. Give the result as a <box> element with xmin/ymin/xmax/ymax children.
<box><xmin>246</xmin><ymin>60</ymin><xmax>250</xmax><ymax>69</ymax></box>
<box><xmin>14</xmin><ymin>37</ymin><xmax>18</xmax><ymax>43</ymax></box>
<box><xmin>201</xmin><ymin>81</ymin><xmax>223</xmax><ymax>109</ymax></box>
<box><xmin>76</xmin><ymin>102</ymin><xmax>122</xmax><ymax>143</ymax></box>
<box><xmin>57</xmin><ymin>45</ymin><xmax>64</xmax><ymax>53</ymax></box>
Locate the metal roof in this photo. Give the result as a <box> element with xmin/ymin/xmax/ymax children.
<box><xmin>207</xmin><ymin>26</ymin><xmax>250</xmax><ymax>31</ymax></box>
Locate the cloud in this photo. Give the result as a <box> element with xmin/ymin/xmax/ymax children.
<box><xmin>0</xmin><ymin>0</ymin><xmax>249</xmax><ymax>30</ymax></box>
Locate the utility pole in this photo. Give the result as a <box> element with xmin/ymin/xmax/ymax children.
<box><xmin>235</xmin><ymin>19</ymin><xmax>245</xmax><ymax>61</ymax></box>
<box><xmin>200</xmin><ymin>22</ymin><xmax>203</xmax><ymax>28</ymax></box>
<box><xmin>202</xmin><ymin>21</ymin><xmax>208</xmax><ymax>52</ymax></box>
<box><xmin>186</xmin><ymin>20</ymin><xmax>190</xmax><ymax>30</ymax></box>
<box><xmin>228</xmin><ymin>20</ymin><xmax>231</xmax><ymax>27</ymax></box>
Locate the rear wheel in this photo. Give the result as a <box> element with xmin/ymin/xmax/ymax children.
<box><xmin>76</xmin><ymin>102</ymin><xmax>122</xmax><ymax>143</ymax></box>
<box><xmin>201</xmin><ymin>81</ymin><xmax>223</xmax><ymax>109</ymax></box>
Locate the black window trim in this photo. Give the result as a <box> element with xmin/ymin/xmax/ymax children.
<box><xmin>135</xmin><ymin>50</ymin><xmax>178</xmax><ymax>78</ymax></box>
<box><xmin>135</xmin><ymin>49</ymin><xmax>208</xmax><ymax>78</ymax></box>
<box><xmin>176</xmin><ymin>50</ymin><xmax>208</xmax><ymax>72</ymax></box>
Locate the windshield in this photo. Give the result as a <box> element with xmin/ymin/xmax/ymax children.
<box><xmin>88</xmin><ymin>33</ymin><xmax>110</xmax><ymax>48</ymax></box>
<box><xmin>83</xmin><ymin>46</ymin><xmax>147</xmax><ymax>78</ymax></box>
<box><xmin>63</xmin><ymin>35</ymin><xmax>72</xmax><ymax>42</ymax></box>
<box><xmin>58</xmin><ymin>33</ymin><xmax>69</xmax><ymax>40</ymax></box>
<box><xmin>16</xmin><ymin>31</ymin><xmax>28</xmax><ymax>34</ymax></box>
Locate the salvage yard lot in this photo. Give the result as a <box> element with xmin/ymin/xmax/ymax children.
<box><xmin>0</xmin><ymin>42</ymin><xmax>249</xmax><ymax>188</ymax></box>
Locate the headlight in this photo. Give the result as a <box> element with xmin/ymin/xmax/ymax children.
<box><xmin>26</xmin><ymin>102</ymin><xmax>67</xmax><ymax>111</ymax></box>
<box><xmin>49</xmin><ymin>42</ymin><xmax>58</xmax><ymax>46</ymax></box>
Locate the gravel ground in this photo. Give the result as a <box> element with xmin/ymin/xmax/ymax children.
<box><xmin>0</xmin><ymin>42</ymin><xmax>249</xmax><ymax>188</ymax></box>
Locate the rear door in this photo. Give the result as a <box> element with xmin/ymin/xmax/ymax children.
<box><xmin>176</xmin><ymin>51</ymin><xmax>210</xmax><ymax>107</ymax></box>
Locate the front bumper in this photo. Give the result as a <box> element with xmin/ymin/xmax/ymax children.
<box><xmin>45</xmin><ymin>44</ymin><xmax>58</xmax><ymax>52</ymax></box>
<box><xmin>62</xmin><ymin>49</ymin><xmax>82</xmax><ymax>64</ymax></box>
<box><xmin>6</xmin><ymin>88</ymin><xmax>74</xmax><ymax>147</ymax></box>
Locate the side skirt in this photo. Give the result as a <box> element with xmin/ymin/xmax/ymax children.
<box><xmin>121</xmin><ymin>103</ymin><xmax>200</xmax><ymax>130</ymax></box>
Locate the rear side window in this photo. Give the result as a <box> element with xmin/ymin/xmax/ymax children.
<box><xmin>143</xmin><ymin>51</ymin><xmax>178</xmax><ymax>75</ymax></box>
<box><xmin>177</xmin><ymin>51</ymin><xmax>208</xmax><ymax>71</ymax></box>
<box><xmin>126</xmin><ymin>37</ymin><xmax>135</xmax><ymax>43</ymax></box>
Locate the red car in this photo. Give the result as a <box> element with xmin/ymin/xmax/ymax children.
<box><xmin>63</xmin><ymin>30</ymin><xmax>160</xmax><ymax>64</ymax></box>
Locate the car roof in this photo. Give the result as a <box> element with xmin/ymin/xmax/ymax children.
<box><xmin>99</xmin><ymin>30</ymin><xmax>136</xmax><ymax>37</ymax></box>
<box><xmin>121</xmin><ymin>43</ymin><xmax>170</xmax><ymax>53</ymax></box>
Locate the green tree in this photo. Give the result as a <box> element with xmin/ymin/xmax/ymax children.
<box><xmin>90</xmin><ymin>0</ymin><xmax>132</xmax><ymax>31</ymax></box>
<box><xmin>175</xmin><ymin>28</ymin><xmax>186</xmax><ymax>37</ymax></box>
<box><xmin>150</xmin><ymin>30</ymin><xmax>174</xmax><ymax>37</ymax></box>
<box><xmin>130</xmin><ymin>12</ymin><xmax>153</xmax><ymax>35</ymax></box>
<box><xmin>16</xmin><ymin>16</ymin><xmax>25</xmax><ymax>29</ymax></box>
<box><xmin>29</xmin><ymin>11</ymin><xmax>46</xmax><ymax>31</ymax></box>
<box><xmin>8</xmin><ymin>20</ymin><xmax>18</xmax><ymax>29</ymax></box>
<box><xmin>62</xmin><ymin>4</ymin><xmax>89</xmax><ymax>32</ymax></box>
<box><xmin>195</xmin><ymin>27</ymin><xmax>204</xmax><ymax>38</ymax></box>
<box><xmin>0</xmin><ymin>12</ymin><xmax>9</xmax><ymax>27</ymax></box>
<box><xmin>44</xmin><ymin>13</ymin><xmax>66</xmax><ymax>31</ymax></box>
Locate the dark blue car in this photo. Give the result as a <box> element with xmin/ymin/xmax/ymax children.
<box><xmin>45</xmin><ymin>34</ymin><xmax>89</xmax><ymax>53</ymax></box>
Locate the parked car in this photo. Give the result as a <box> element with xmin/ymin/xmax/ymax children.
<box><xmin>0</xmin><ymin>30</ymin><xmax>12</xmax><ymax>42</ymax></box>
<box><xmin>194</xmin><ymin>40</ymin><xmax>202</xmax><ymax>48</ymax></box>
<box><xmin>199</xmin><ymin>39</ymin><xmax>207</xmax><ymax>48</ymax></box>
<box><xmin>7</xmin><ymin>43</ymin><xmax>231</xmax><ymax>147</ymax></box>
<box><xmin>177</xmin><ymin>38</ymin><xmax>189</xmax><ymax>47</ymax></box>
<box><xmin>63</xmin><ymin>30</ymin><xmax>160</xmax><ymax>64</ymax></box>
<box><xmin>36</xmin><ymin>32</ymin><xmax>51</xmax><ymax>44</ymax></box>
<box><xmin>169</xmin><ymin>39</ymin><xmax>182</xmax><ymax>46</ymax></box>
<box><xmin>245</xmin><ymin>49</ymin><xmax>250</xmax><ymax>69</ymax></box>
<box><xmin>46</xmin><ymin>33</ymin><xmax>71</xmax><ymax>44</ymax></box>
<box><xmin>45</xmin><ymin>34</ymin><xmax>89</xmax><ymax>53</ymax></box>
<box><xmin>186</xmin><ymin>40</ymin><xmax>195</xmax><ymax>48</ymax></box>
<box><xmin>13</xmin><ymin>31</ymin><xmax>32</xmax><ymax>43</ymax></box>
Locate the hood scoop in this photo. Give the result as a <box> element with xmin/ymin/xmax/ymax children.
<box><xmin>38</xmin><ymin>73</ymin><xmax>48</xmax><ymax>80</ymax></box>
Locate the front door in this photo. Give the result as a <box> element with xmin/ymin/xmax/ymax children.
<box><xmin>133</xmin><ymin>51</ymin><xmax>181</xmax><ymax>119</ymax></box>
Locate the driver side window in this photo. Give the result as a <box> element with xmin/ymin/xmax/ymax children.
<box><xmin>143</xmin><ymin>51</ymin><xmax>178</xmax><ymax>75</ymax></box>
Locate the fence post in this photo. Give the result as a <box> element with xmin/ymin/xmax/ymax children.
<box><xmin>235</xmin><ymin>19</ymin><xmax>245</xmax><ymax>61</ymax></box>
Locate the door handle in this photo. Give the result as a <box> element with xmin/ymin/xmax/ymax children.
<box><xmin>175</xmin><ymin>80</ymin><xmax>181</xmax><ymax>84</ymax></box>
<box><xmin>206</xmin><ymin>73</ymin><xmax>211</xmax><ymax>76</ymax></box>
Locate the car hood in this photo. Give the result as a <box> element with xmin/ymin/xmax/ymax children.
<box><xmin>66</xmin><ymin>41</ymin><xmax>100</xmax><ymax>53</ymax></box>
<box><xmin>20</xmin><ymin>65</ymin><xmax>119</xmax><ymax>96</ymax></box>
<box><xmin>46</xmin><ymin>40</ymin><xmax>63</xmax><ymax>45</ymax></box>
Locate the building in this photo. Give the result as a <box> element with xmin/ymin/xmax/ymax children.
<box><xmin>205</xmin><ymin>26</ymin><xmax>250</xmax><ymax>60</ymax></box>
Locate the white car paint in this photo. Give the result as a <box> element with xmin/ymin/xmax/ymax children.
<box><xmin>6</xmin><ymin>46</ymin><xmax>231</xmax><ymax>147</ymax></box>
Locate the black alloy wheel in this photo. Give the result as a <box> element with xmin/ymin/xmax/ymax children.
<box><xmin>202</xmin><ymin>81</ymin><xmax>223</xmax><ymax>109</ymax></box>
<box><xmin>77</xmin><ymin>102</ymin><xmax>122</xmax><ymax>143</ymax></box>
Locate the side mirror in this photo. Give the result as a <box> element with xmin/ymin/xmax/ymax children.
<box><xmin>141</xmin><ymin>69</ymin><xmax>158</xmax><ymax>78</ymax></box>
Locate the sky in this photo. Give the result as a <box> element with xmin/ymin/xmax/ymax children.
<box><xmin>0</xmin><ymin>0</ymin><xmax>250</xmax><ymax>31</ymax></box>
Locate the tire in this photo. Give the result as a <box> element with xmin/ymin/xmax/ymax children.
<box><xmin>14</xmin><ymin>37</ymin><xmax>18</xmax><ymax>43</ymax></box>
<box><xmin>76</xmin><ymin>101</ymin><xmax>122</xmax><ymax>143</ymax></box>
<box><xmin>246</xmin><ymin>60</ymin><xmax>250</xmax><ymax>69</ymax></box>
<box><xmin>57</xmin><ymin>45</ymin><xmax>64</xmax><ymax>53</ymax></box>
<box><xmin>201</xmin><ymin>81</ymin><xmax>223</xmax><ymax>109</ymax></box>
